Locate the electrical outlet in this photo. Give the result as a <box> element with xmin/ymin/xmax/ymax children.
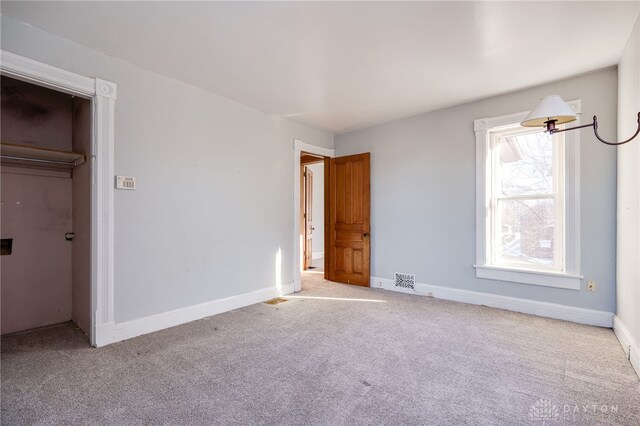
<box><xmin>587</xmin><ymin>280</ymin><xmax>597</xmax><ymax>292</ymax></box>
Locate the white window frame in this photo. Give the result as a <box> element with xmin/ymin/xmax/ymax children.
<box><xmin>474</xmin><ymin>101</ymin><xmax>582</xmax><ymax>290</ymax></box>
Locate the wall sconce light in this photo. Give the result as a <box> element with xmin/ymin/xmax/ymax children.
<box><xmin>521</xmin><ymin>95</ymin><xmax>640</xmax><ymax>146</ymax></box>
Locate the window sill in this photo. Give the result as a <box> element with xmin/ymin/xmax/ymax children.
<box><xmin>474</xmin><ymin>265</ymin><xmax>582</xmax><ymax>290</ymax></box>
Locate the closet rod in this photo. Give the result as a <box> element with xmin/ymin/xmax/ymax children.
<box><xmin>0</xmin><ymin>155</ymin><xmax>80</xmax><ymax>166</ymax></box>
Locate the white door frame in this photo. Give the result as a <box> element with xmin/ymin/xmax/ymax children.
<box><xmin>1</xmin><ymin>50</ymin><xmax>116</xmax><ymax>347</ymax></box>
<box><xmin>293</xmin><ymin>139</ymin><xmax>334</xmax><ymax>292</ymax></box>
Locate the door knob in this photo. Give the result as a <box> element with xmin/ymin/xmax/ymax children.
<box><xmin>363</xmin><ymin>232</ymin><xmax>370</xmax><ymax>237</ymax></box>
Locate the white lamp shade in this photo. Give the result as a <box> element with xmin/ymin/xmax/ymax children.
<box><xmin>521</xmin><ymin>95</ymin><xmax>577</xmax><ymax>127</ymax></box>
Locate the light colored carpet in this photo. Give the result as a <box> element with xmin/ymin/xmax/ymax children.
<box><xmin>2</xmin><ymin>271</ymin><xmax>639</xmax><ymax>425</ymax></box>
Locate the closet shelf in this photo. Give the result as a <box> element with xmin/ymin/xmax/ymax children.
<box><xmin>1</xmin><ymin>142</ymin><xmax>86</xmax><ymax>168</ymax></box>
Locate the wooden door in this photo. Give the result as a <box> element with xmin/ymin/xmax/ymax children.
<box><xmin>327</xmin><ymin>153</ymin><xmax>370</xmax><ymax>286</ymax></box>
<box><xmin>304</xmin><ymin>166</ymin><xmax>313</xmax><ymax>269</ymax></box>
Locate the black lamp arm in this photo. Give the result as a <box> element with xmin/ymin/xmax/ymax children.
<box><xmin>549</xmin><ymin>112</ymin><xmax>640</xmax><ymax>146</ymax></box>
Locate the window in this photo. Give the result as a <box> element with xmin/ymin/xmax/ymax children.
<box><xmin>489</xmin><ymin>126</ymin><xmax>564</xmax><ymax>271</ymax></box>
<box><xmin>474</xmin><ymin>103</ymin><xmax>582</xmax><ymax>290</ymax></box>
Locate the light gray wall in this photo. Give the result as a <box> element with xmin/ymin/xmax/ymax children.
<box><xmin>307</xmin><ymin>162</ymin><xmax>324</xmax><ymax>257</ymax></box>
<box><xmin>1</xmin><ymin>15</ymin><xmax>334</xmax><ymax>323</ymax></box>
<box><xmin>336</xmin><ymin>68</ymin><xmax>618</xmax><ymax>313</ymax></box>
<box><xmin>616</xmin><ymin>16</ymin><xmax>640</xmax><ymax>344</ymax></box>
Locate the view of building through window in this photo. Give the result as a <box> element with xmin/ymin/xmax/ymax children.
<box><xmin>490</xmin><ymin>128</ymin><xmax>564</xmax><ymax>271</ymax></box>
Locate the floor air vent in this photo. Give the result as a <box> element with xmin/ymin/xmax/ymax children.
<box><xmin>264</xmin><ymin>298</ymin><xmax>288</xmax><ymax>305</ymax></box>
<box><xmin>394</xmin><ymin>272</ymin><xmax>415</xmax><ymax>290</ymax></box>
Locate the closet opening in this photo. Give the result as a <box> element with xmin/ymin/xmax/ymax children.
<box><xmin>1</xmin><ymin>76</ymin><xmax>92</xmax><ymax>343</ymax></box>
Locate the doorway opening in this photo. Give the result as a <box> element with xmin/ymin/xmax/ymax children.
<box><xmin>1</xmin><ymin>76</ymin><xmax>92</xmax><ymax>343</ymax></box>
<box><xmin>300</xmin><ymin>152</ymin><xmax>327</xmax><ymax>286</ymax></box>
<box><xmin>294</xmin><ymin>140</ymin><xmax>371</xmax><ymax>292</ymax></box>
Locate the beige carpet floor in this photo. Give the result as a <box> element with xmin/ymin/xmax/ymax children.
<box><xmin>2</xmin><ymin>271</ymin><xmax>639</xmax><ymax>425</ymax></box>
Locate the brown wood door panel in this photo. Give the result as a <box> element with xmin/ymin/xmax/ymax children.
<box><xmin>327</xmin><ymin>152</ymin><xmax>370</xmax><ymax>286</ymax></box>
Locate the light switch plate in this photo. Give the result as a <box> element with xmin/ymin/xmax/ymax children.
<box><xmin>116</xmin><ymin>176</ymin><xmax>136</xmax><ymax>190</ymax></box>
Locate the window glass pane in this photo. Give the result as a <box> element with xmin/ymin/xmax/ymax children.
<box><xmin>497</xmin><ymin>198</ymin><xmax>554</xmax><ymax>267</ymax></box>
<box><xmin>497</xmin><ymin>132</ymin><xmax>553</xmax><ymax>196</ymax></box>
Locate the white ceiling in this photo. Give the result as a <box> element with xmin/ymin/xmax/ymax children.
<box><xmin>2</xmin><ymin>1</ymin><xmax>638</xmax><ymax>134</ymax></box>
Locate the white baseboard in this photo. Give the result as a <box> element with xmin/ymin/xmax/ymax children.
<box><xmin>370</xmin><ymin>276</ymin><xmax>418</xmax><ymax>295</ymax></box>
<box><xmin>312</xmin><ymin>251</ymin><xmax>324</xmax><ymax>260</ymax></box>
<box><xmin>633</xmin><ymin>346</ymin><xmax>640</xmax><ymax>378</ymax></box>
<box><xmin>280</xmin><ymin>281</ymin><xmax>295</xmax><ymax>295</ymax></box>
<box><xmin>111</xmin><ymin>282</ymin><xmax>294</xmax><ymax>344</ymax></box>
<box><xmin>370</xmin><ymin>276</ymin><xmax>613</xmax><ymax>328</ymax></box>
<box><xmin>614</xmin><ymin>316</ymin><xmax>633</xmax><ymax>357</ymax></box>
<box><xmin>93</xmin><ymin>321</ymin><xmax>115</xmax><ymax>347</ymax></box>
<box><xmin>613</xmin><ymin>316</ymin><xmax>640</xmax><ymax>378</ymax></box>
